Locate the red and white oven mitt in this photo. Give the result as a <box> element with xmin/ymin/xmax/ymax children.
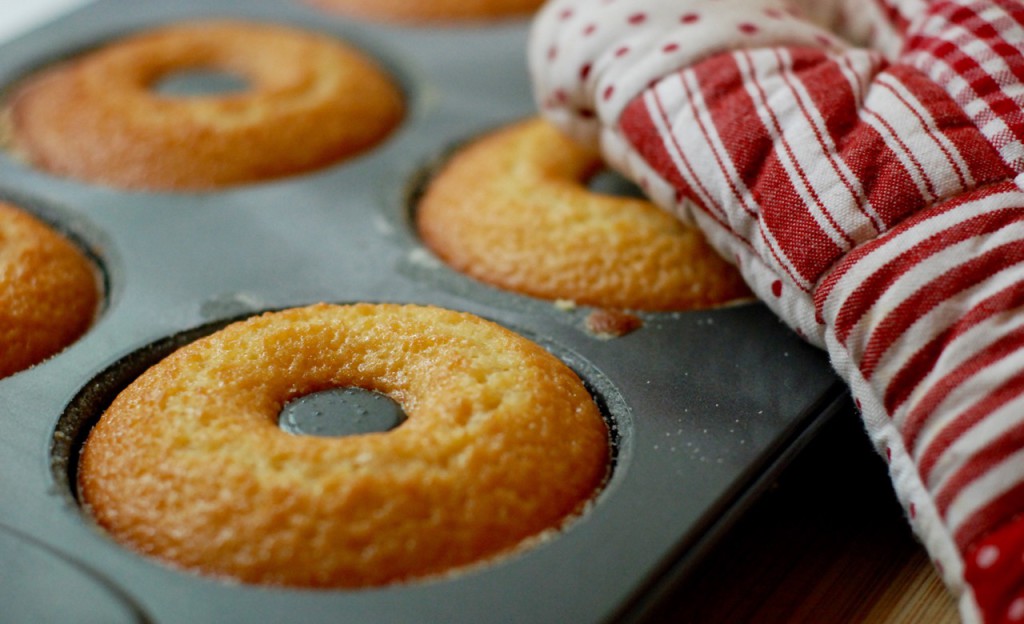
<box><xmin>530</xmin><ymin>0</ymin><xmax>1024</xmax><ymax>621</ymax></box>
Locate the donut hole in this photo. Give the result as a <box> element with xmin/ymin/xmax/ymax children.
<box><xmin>278</xmin><ymin>387</ymin><xmax>408</xmax><ymax>437</ymax></box>
<box><xmin>151</xmin><ymin>68</ymin><xmax>251</xmax><ymax>98</ymax></box>
<box><xmin>585</xmin><ymin>168</ymin><xmax>647</xmax><ymax>200</ymax></box>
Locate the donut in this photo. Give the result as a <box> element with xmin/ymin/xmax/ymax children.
<box><xmin>4</xmin><ymin>20</ymin><xmax>404</xmax><ymax>191</ymax></box>
<box><xmin>415</xmin><ymin>118</ymin><xmax>752</xmax><ymax>311</ymax></box>
<box><xmin>306</xmin><ymin>0</ymin><xmax>545</xmax><ymax>23</ymax></box>
<box><xmin>0</xmin><ymin>201</ymin><xmax>99</xmax><ymax>379</ymax></box>
<box><xmin>78</xmin><ymin>302</ymin><xmax>610</xmax><ymax>587</ymax></box>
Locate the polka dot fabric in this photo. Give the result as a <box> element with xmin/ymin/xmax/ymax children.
<box><xmin>531</xmin><ymin>1</ymin><xmax>1024</xmax><ymax>622</ymax></box>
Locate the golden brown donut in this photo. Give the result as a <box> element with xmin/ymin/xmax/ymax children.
<box><xmin>416</xmin><ymin>118</ymin><xmax>752</xmax><ymax>311</ymax></box>
<box><xmin>0</xmin><ymin>201</ymin><xmax>99</xmax><ymax>379</ymax></box>
<box><xmin>306</xmin><ymin>0</ymin><xmax>545</xmax><ymax>23</ymax></box>
<box><xmin>5</xmin><ymin>20</ymin><xmax>404</xmax><ymax>190</ymax></box>
<box><xmin>78</xmin><ymin>302</ymin><xmax>609</xmax><ymax>587</ymax></box>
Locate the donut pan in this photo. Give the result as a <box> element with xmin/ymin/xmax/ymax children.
<box><xmin>0</xmin><ymin>1</ymin><xmax>844</xmax><ymax>622</ymax></box>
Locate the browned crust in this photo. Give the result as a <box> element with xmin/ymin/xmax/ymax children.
<box><xmin>0</xmin><ymin>202</ymin><xmax>100</xmax><ymax>378</ymax></box>
<box><xmin>79</xmin><ymin>303</ymin><xmax>610</xmax><ymax>587</ymax></box>
<box><xmin>7</xmin><ymin>20</ymin><xmax>404</xmax><ymax>190</ymax></box>
<box><xmin>306</xmin><ymin>0</ymin><xmax>545</xmax><ymax>23</ymax></box>
<box><xmin>416</xmin><ymin>118</ymin><xmax>752</xmax><ymax>311</ymax></box>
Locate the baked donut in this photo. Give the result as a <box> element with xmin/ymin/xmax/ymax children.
<box><xmin>306</xmin><ymin>0</ymin><xmax>545</xmax><ymax>23</ymax></box>
<box><xmin>78</xmin><ymin>302</ymin><xmax>609</xmax><ymax>587</ymax></box>
<box><xmin>416</xmin><ymin>118</ymin><xmax>751</xmax><ymax>311</ymax></box>
<box><xmin>0</xmin><ymin>201</ymin><xmax>99</xmax><ymax>379</ymax></box>
<box><xmin>4</xmin><ymin>20</ymin><xmax>404</xmax><ymax>191</ymax></box>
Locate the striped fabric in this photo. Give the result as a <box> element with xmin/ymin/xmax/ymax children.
<box><xmin>529</xmin><ymin>1</ymin><xmax>1024</xmax><ymax>622</ymax></box>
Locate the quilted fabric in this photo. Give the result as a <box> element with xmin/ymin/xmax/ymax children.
<box><xmin>529</xmin><ymin>0</ymin><xmax>1024</xmax><ymax>621</ymax></box>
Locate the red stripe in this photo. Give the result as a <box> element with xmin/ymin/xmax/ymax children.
<box><xmin>953</xmin><ymin>479</ymin><xmax>1024</xmax><ymax>553</ymax></box>
<box><xmin>860</xmin><ymin>239</ymin><xmax>1024</xmax><ymax>381</ymax></box>
<box><xmin>877</xmin><ymin>71</ymin><xmax>971</xmax><ymax>191</ymax></box>
<box><xmin>884</xmin><ymin>279</ymin><xmax>1024</xmax><ymax>416</ymax></box>
<box><xmin>903</xmin><ymin>324</ymin><xmax>1024</xmax><ymax>456</ymax></box>
<box><xmin>814</xmin><ymin>182</ymin><xmax>1018</xmax><ymax>329</ymax></box>
<box><xmin>931</xmin><ymin>378</ymin><xmax>1024</xmax><ymax>514</ymax></box>
<box><xmin>834</xmin><ymin>206</ymin><xmax>1024</xmax><ymax>348</ymax></box>
<box><xmin>643</xmin><ymin>55</ymin><xmax>810</xmax><ymax>289</ymax></box>
<box><xmin>618</xmin><ymin>87</ymin><xmax>755</xmax><ymax>251</ymax></box>
<box><xmin>833</xmin><ymin>116</ymin><xmax>929</xmax><ymax>235</ymax></box>
<box><xmin>685</xmin><ymin>54</ymin><xmax>762</xmax><ymax>220</ymax></box>
<box><xmin>864</xmin><ymin>105</ymin><xmax>940</xmax><ymax>201</ymax></box>
<box><xmin>619</xmin><ymin>94</ymin><xmax>701</xmax><ymax>211</ymax></box>
<box><xmin>872</xmin><ymin>0</ymin><xmax>911</xmax><ymax>34</ymax></box>
<box><xmin>738</xmin><ymin>50</ymin><xmax>847</xmax><ymax>286</ymax></box>
<box><xmin>779</xmin><ymin>48</ymin><xmax>884</xmax><ymax>233</ymax></box>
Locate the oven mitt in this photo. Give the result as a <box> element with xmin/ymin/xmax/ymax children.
<box><xmin>530</xmin><ymin>0</ymin><xmax>1024</xmax><ymax>621</ymax></box>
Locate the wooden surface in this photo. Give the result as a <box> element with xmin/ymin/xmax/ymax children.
<box><xmin>654</xmin><ymin>405</ymin><xmax>961</xmax><ymax>623</ymax></box>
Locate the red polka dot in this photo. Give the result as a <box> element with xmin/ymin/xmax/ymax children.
<box><xmin>603</xmin><ymin>85</ymin><xmax>615</xmax><ymax>101</ymax></box>
<box><xmin>583</xmin><ymin>23</ymin><xmax>597</xmax><ymax>36</ymax></box>
<box><xmin>579</xmin><ymin>63</ymin><xmax>592</xmax><ymax>80</ymax></box>
<box><xmin>910</xmin><ymin>503</ymin><xmax>917</xmax><ymax>519</ymax></box>
<box><xmin>553</xmin><ymin>89</ymin><xmax>568</xmax><ymax>104</ymax></box>
<box><xmin>764</xmin><ymin>8</ymin><xmax>784</xmax><ymax>19</ymax></box>
<box><xmin>662</xmin><ymin>43</ymin><xmax>679</xmax><ymax>53</ymax></box>
<box><xmin>558</xmin><ymin>8</ymin><xmax>574</xmax><ymax>20</ymax></box>
<box><xmin>628</xmin><ymin>12</ymin><xmax>647</xmax><ymax>25</ymax></box>
<box><xmin>738</xmin><ymin>22</ymin><xmax>759</xmax><ymax>35</ymax></box>
<box><xmin>547</xmin><ymin>46</ymin><xmax>558</xmax><ymax>61</ymax></box>
<box><xmin>614</xmin><ymin>45</ymin><xmax>630</xmax><ymax>57</ymax></box>
<box><xmin>681</xmin><ymin>12</ymin><xmax>700</xmax><ymax>24</ymax></box>
<box><xmin>885</xmin><ymin>446</ymin><xmax>891</xmax><ymax>461</ymax></box>
<box><xmin>771</xmin><ymin>280</ymin><xmax>782</xmax><ymax>297</ymax></box>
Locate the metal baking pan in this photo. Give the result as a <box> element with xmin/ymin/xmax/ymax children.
<box><xmin>0</xmin><ymin>1</ymin><xmax>843</xmax><ymax>622</ymax></box>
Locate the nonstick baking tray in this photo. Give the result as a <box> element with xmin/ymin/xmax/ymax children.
<box><xmin>0</xmin><ymin>1</ymin><xmax>844</xmax><ymax>622</ymax></box>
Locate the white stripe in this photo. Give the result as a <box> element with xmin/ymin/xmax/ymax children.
<box><xmin>638</xmin><ymin>86</ymin><xmax>720</xmax><ymax>219</ymax></box>
<box><xmin>834</xmin><ymin>47</ymin><xmax>884</xmax><ymax>109</ymax></box>
<box><xmin>650</xmin><ymin>66</ymin><xmax>813</xmax><ymax>291</ymax></box>
<box><xmin>876</xmin><ymin>73</ymin><xmax>976</xmax><ymax>191</ymax></box>
<box><xmin>889</xmin><ymin>269</ymin><xmax>1024</xmax><ymax>440</ymax></box>
<box><xmin>641</xmin><ymin>81</ymin><xmax>728</xmax><ymax>224</ymax></box>
<box><xmin>894</xmin><ymin>275</ymin><xmax>1024</xmax><ymax>444</ymax></box>
<box><xmin>818</xmin><ymin>187</ymin><xmax>1024</xmax><ymax>331</ymax></box>
<box><xmin>740</xmin><ymin>50</ymin><xmax>857</xmax><ymax>250</ymax></box>
<box><xmin>676</xmin><ymin>69</ymin><xmax>761</xmax><ymax>221</ymax></box>
<box><xmin>733</xmin><ymin>50</ymin><xmax>855</xmax><ymax>292</ymax></box>
<box><xmin>862</xmin><ymin>72</ymin><xmax>980</xmax><ymax>205</ymax></box>
<box><xmin>946</xmin><ymin>446</ymin><xmax>1024</xmax><ymax>538</ymax></box>
<box><xmin>860</xmin><ymin>106</ymin><xmax>936</xmax><ymax>204</ymax></box>
<box><xmin>781</xmin><ymin>48</ymin><xmax>884</xmax><ymax>239</ymax></box>
<box><xmin>871</xmin><ymin>224</ymin><xmax>1024</xmax><ymax>403</ymax></box>
<box><xmin>927</xmin><ymin>367</ymin><xmax>1024</xmax><ymax>496</ymax></box>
